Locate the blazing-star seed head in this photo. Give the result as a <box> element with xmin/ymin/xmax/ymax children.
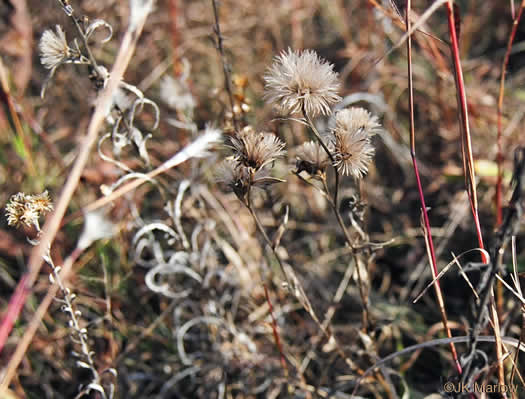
<box><xmin>264</xmin><ymin>48</ymin><xmax>341</xmax><ymax>117</ymax></box>
<box><xmin>330</xmin><ymin>108</ymin><xmax>380</xmax><ymax>179</ymax></box>
<box><xmin>229</xmin><ymin>130</ymin><xmax>286</xmax><ymax>171</ymax></box>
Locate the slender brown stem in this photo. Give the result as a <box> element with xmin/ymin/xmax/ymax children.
<box><xmin>245</xmin><ymin>188</ymin><xmax>292</xmax><ymax>289</ymax></box>
<box><xmin>71</xmin><ymin>16</ymin><xmax>102</xmax><ymax>76</ymax></box>
<box><xmin>211</xmin><ymin>0</ymin><xmax>239</xmax><ymax>132</ymax></box>
<box><xmin>263</xmin><ymin>283</ymin><xmax>288</xmax><ymax>376</ymax></box>
<box><xmin>496</xmin><ymin>1</ymin><xmax>525</xmax><ymax>226</ymax></box>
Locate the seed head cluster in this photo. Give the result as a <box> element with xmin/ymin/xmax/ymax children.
<box><xmin>5</xmin><ymin>191</ymin><xmax>53</xmax><ymax>228</ymax></box>
<box><xmin>264</xmin><ymin>48</ymin><xmax>341</xmax><ymax>117</ymax></box>
<box><xmin>219</xmin><ymin>49</ymin><xmax>381</xmax><ymax>202</ymax></box>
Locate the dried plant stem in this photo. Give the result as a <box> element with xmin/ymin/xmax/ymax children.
<box><xmin>263</xmin><ymin>283</ymin><xmax>288</xmax><ymax>376</ymax></box>
<box><xmin>0</xmin><ymin>6</ymin><xmax>151</xmax><ymax>386</ymax></box>
<box><xmin>211</xmin><ymin>0</ymin><xmax>238</xmax><ymax>132</ymax></box>
<box><xmin>244</xmin><ymin>187</ymin><xmax>361</xmax><ymax>375</ymax></box>
<box><xmin>300</xmin><ymin>260</ymin><xmax>354</xmax><ymax>373</ymax></box>
<box><xmin>405</xmin><ymin>0</ymin><xmax>462</xmax><ymax>375</ymax></box>
<box><xmin>303</xmin><ymin>111</ymin><xmax>369</xmax><ymax>330</ymax></box>
<box><xmin>496</xmin><ymin>1</ymin><xmax>525</xmax><ymax>225</ymax></box>
<box><xmin>244</xmin><ymin>191</ymin><xmax>291</xmax><ymax>378</ymax></box>
<box><xmin>463</xmin><ymin>147</ymin><xmax>525</xmax><ymax>386</ymax></box>
<box><xmin>245</xmin><ymin>190</ymin><xmax>290</xmax><ymax>288</ymax></box>
<box><xmin>71</xmin><ymin>16</ymin><xmax>103</xmax><ymax>77</ymax></box>
<box><xmin>510</xmin><ymin>236</ymin><xmax>525</xmax><ymax>384</ymax></box>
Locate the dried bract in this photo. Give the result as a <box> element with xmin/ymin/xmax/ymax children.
<box><xmin>229</xmin><ymin>130</ymin><xmax>286</xmax><ymax>170</ymax></box>
<box><xmin>264</xmin><ymin>48</ymin><xmax>341</xmax><ymax>117</ymax></box>
<box><xmin>216</xmin><ymin>159</ymin><xmax>283</xmax><ymax>200</ymax></box>
<box><xmin>216</xmin><ymin>159</ymin><xmax>251</xmax><ymax>199</ymax></box>
<box><xmin>331</xmin><ymin>108</ymin><xmax>379</xmax><ymax>179</ymax></box>
<box><xmin>295</xmin><ymin>141</ymin><xmax>330</xmax><ymax>175</ymax></box>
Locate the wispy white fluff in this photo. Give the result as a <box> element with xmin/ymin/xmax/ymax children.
<box><xmin>164</xmin><ymin>127</ymin><xmax>221</xmax><ymax>169</ymax></box>
<box><xmin>160</xmin><ymin>75</ymin><xmax>196</xmax><ymax>115</ymax></box>
<box><xmin>77</xmin><ymin>210</ymin><xmax>116</xmax><ymax>250</ymax></box>
<box><xmin>129</xmin><ymin>0</ymin><xmax>155</xmax><ymax>32</ymax></box>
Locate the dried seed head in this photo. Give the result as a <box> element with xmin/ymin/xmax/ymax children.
<box><xmin>331</xmin><ymin>108</ymin><xmax>380</xmax><ymax>179</ymax></box>
<box><xmin>5</xmin><ymin>191</ymin><xmax>53</xmax><ymax>228</ymax></box>
<box><xmin>229</xmin><ymin>130</ymin><xmax>286</xmax><ymax>170</ymax></box>
<box><xmin>264</xmin><ymin>48</ymin><xmax>341</xmax><ymax>117</ymax></box>
<box><xmin>39</xmin><ymin>25</ymin><xmax>70</xmax><ymax>70</ymax></box>
<box><xmin>295</xmin><ymin>141</ymin><xmax>330</xmax><ymax>176</ymax></box>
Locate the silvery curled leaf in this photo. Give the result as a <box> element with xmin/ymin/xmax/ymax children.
<box><xmin>85</xmin><ymin>19</ymin><xmax>113</xmax><ymax>43</ymax></box>
<box><xmin>130</xmin><ymin>127</ymin><xmax>152</xmax><ymax>167</ymax></box>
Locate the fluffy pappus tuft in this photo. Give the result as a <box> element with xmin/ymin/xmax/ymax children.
<box><xmin>264</xmin><ymin>48</ymin><xmax>341</xmax><ymax>117</ymax></box>
<box><xmin>229</xmin><ymin>129</ymin><xmax>286</xmax><ymax>170</ymax></box>
<box><xmin>330</xmin><ymin>107</ymin><xmax>380</xmax><ymax>179</ymax></box>
<box><xmin>39</xmin><ymin>25</ymin><xmax>70</xmax><ymax>70</ymax></box>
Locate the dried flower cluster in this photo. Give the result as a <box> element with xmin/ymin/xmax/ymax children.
<box><xmin>218</xmin><ymin>128</ymin><xmax>286</xmax><ymax>201</ymax></box>
<box><xmin>5</xmin><ymin>191</ymin><xmax>53</xmax><ymax>229</ymax></box>
<box><xmin>264</xmin><ymin>48</ymin><xmax>341</xmax><ymax>117</ymax></box>
<box><xmin>330</xmin><ymin>108</ymin><xmax>379</xmax><ymax>179</ymax></box>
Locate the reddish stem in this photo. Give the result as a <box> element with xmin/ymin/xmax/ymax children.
<box><xmin>445</xmin><ymin>2</ymin><xmax>487</xmax><ymax>262</ymax></box>
<box><xmin>406</xmin><ymin>0</ymin><xmax>462</xmax><ymax>375</ymax></box>
<box><xmin>0</xmin><ymin>275</ymin><xmax>29</xmax><ymax>353</ymax></box>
